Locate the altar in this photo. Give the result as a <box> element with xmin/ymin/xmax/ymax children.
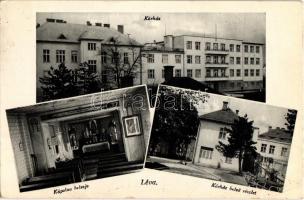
<box><xmin>82</xmin><ymin>142</ymin><xmax>110</xmax><ymax>153</ymax></box>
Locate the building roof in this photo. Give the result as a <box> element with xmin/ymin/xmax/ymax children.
<box><xmin>163</xmin><ymin>77</ymin><xmax>221</xmax><ymax>94</ymax></box>
<box><xmin>36</xmin><ymin>22</ymin><xmax>142</xmax><ymax>46</ymax></box>
<box><xmin>199</xmin><ymin>107</ymin><xmax>239</xmax><ymax>125</ymax></box>
<box><xmin>258</xmin><ymin>128</ymin><xmax>292</xmax><ymax>143</ymax></box>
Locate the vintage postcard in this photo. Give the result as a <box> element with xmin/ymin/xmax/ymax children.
<box><xmin>146</xmin><ymin>85</ymin><xmax>297</xmax><ymax>193</ymax></box>
<box><xmin>6</xmin><ymin>85</ymin><xmax>152</xmax><ymax>192</ymax></box>
<box><xmin>0</xmin><ymin>1</ymin><xmax>302</xmax><ymax>199</ymax></box>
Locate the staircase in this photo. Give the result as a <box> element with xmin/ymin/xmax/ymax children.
<box><xmin>82</xmin><ymin>152</ymin><xmax>143</xmax><ymax>181</ymax></box>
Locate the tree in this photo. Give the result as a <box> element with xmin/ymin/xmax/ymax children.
<box><xmin>285</xmin><ymin>109</ymin><xmax>297</xmax><ymax>135</ymax></box>
<box><xmin>39</xmin><ymin>63</ymin><xmax>80</xmax><ymax>101</ymax></box>
<box><xmin>99</xmin><ymin>36</ymin><xmax>142</xmax><ymax>88</ymax></box>
<box><xmin>149</xmin><ymin>86</ymin><xmax>210</xmax><ymax>159</ymax></box>
<box><xmin>77</xmin><ymin>62</ymin><xmax>103</xmax><ymax>94</ymax></box>
<box><xmin>39</xmin><ymin>62</ymin><xmax>103</xmax><ymax>101</ymax></box>
<box><xmin>216</xmin><ymin>115</ymin><xmax>257</xmax><ymax>174</ymax></box>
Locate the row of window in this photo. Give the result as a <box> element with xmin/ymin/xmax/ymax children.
<box><xmin>147</xmin><ymin>54</ymin><xmax>182</xmax><ymax>64</ymax></box>
<box><xmin>230</xmin><ymin>69</ymin><xmax>260</xmax><ymax>77</ymax></box>
<box><xmin>199</xmin><ymin>147</ymin><xmax>232</xmax><ymax>164</ymax></box>
<box><xmin>186</xmin><ymin>41</ymin><xmax>261</xmax><ymax>53</ymax></box>
<box><xmin>147</xmin><ymin>68</ymin><xmax>261</xmax><ymax>79</ymax></box>
<box><xmin>230</xmin><ymin>57</ymin><xmax>260</xmax><ymax>65</ymax></box>
<box><xmin>260</xmin><ymin>144</ymin><xmax>288</xmax><ymax>157</ymax></box>
<box><xmin>43</xmin><ymin>49</ymin><xmax>131</xmax><ymax>65</ymax></box>
<box><xmin>43</xmin><ymin>49</ymin><xmax>78</xmax><ymax>63</ymax></box>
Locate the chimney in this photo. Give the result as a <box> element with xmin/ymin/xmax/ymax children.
<box><xmin>117</xmin><ymin>25</ymin><xmax>124</xmax><ymax>34</ymax></box>
<box><xmin>268</xmin><ymin>126</ymin><xmax>272</xmax><ymax>131</ymax></box>
<box><xmin>163</xmin><ymin>65</ymin><xmax>174</xmax><ymax>82</ymax></box>
<box><xmin>222</xmin><ymin>101</ymin><xmax>228</xmax><ymax>111</ymax></box>
<box><xmin>104</xmin><ymin>24</ymin><xmax>110</xmax><ymax>28</ymax></box>
<box><xmin>95</xmin><ymin>22</ymin><xmax>102</xmax><ymax>27</ymax></box>
<box><xmin>46</xmin><ymin>18</ymin><xmax>55</xmax><ymax>23</ymax></box>
<box><xmin>87</xmin><ymin>21</ymin><xmax>92</xmax><ymax>26</ymax></box>
<box><xmin>235</xmin><ymin>110</ymin><xmax>239</xmax><ymax>115</ymax></box>
<box><xmin>55</xmin><ymin>19</ymin><xmax>64</xmax><ymax>23</ymax></box>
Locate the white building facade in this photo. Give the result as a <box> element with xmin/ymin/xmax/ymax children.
<box><xmin>143</xmin><ymin>35</ymin><xmax>265</xmax><ymax>93</ymax></box>
<box><xmin>192</xmin><ymin>101</ymin><xmax>259</xmax><ymax>172</ymax></box>
<box><xmin>36</xmin><ymin>20</ymin><xmax>142</xmax><ymax>101</ymax></box>
<box><xmin>256</xmin><ymin>127</ymin><xmax>292</xmax><ymax>180</ymax></box>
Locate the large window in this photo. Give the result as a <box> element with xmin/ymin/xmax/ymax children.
<box><xmin>88</xmin><ymin>42</ymin><xmax>96</xmax><ymax>51</ymax></box>
<box><xmin>186</xmin><ymin>41</ymin><xmax>192</xmax><ymax>49</ymax></box>
<box><xmin>43</xmin><ymin>49</ymin><xmax>50</xmax><ymax>63</ymax></box>
<box><xmin>101</xmin><ymin>52</ymin><xmax>107</xmax><ymax>64</ymax></box>
<box><xmin>213</xmin><ymin>69</ymin><xmax>218</xmax><ymax>77</ymax></box>
<box><xmin>195</xmin><ymin>69</ymin><xmax>201</xmax><ymax>78</ymax></box>
<box><xmin>244</xmin><ymin>45</ymin><xmax>248</xmax><ymax>52</ymax></box>
<box><xmin>162</xmin><ymin>54</ymin><xmax>168</xmax><ymax>64</ymax></box>
<box><xmin>71</xmin><ymin>50</ymin><xmax>78</xmax><ymax>63</ymax></box>
<box><xmin>213</xmin><ymin>43</ymin><xmax>218</xmax><ymax>50</ymax></box>
<box><xmin>220</xmin><ymin>43</ymin><xmax>225</xmax><ymax>51</ymax></box>
<box><xmin>250</xmin><ymin>69</ymin><xmax>254</xmax><ymax>76</ymax></box>
<box><xmin>206</xmin><ymin>42</ymin><xmax>211</xmax><ymax>50</ymax></box>
<box><xmin>244</xmin><ymin>57</ymin><xmax>248</xmax><ymax>65</ymax></box>
<box><xmin>218</xmin><ymin>128</ymin><xmax>226</xmax><ymax>139</ymax></box>
<box><xmin>236</xmin><ymin>45</ymin><xmax>241</xmax><ymax>52</ymax></box>
<box><xmin>236</xmin><ymin>69</ymin><xmax>241</xmax><ymax>77</ymax></box>
<box><xmin>256</xmin><ymin>58</ymin><xmax>260</xmax><ymax>65</ymax></box>
<box><xmin>261</xmin><ymin>144</ymin><xmax>267</xmax><ymax>153</ymax></box>
<box><xmin>199</xmin><ymin>147</ymin><xmax>213</xmax><ymax>159</ymax></box>
<box><xmin>250</xmin><ymin>45</ymin><xmax>254</xmax><ymax>53</ymax></box>
<box><xmin>256</xmin><ymin>69</ymin><xmax>260</xmax><ymax>76</ymax></box>
<box><xmin>187</xmin><ymin>69</ymin><xmax>193</xmax><ymax>77</ymax></box>
<box><xmin>230</xmin><ymin>69</ymin><xmax>234</xmax><ymax>77</ymax></box>
<box><xmin>244</xmin><ymin>69</ymin><xmax>248</xmax><ymax>77</ymax></box>
<box><xmin>147</xmin><ymin>69</ymin><xmax>155</xmax><ymax>79</ymax></box>
<box><xmin>175</xmin><ymin>69</ymin><xmax>181</xmax><ymax>77</ymax></box>
<box><xmin>187</xmin><ymin>55</ymin><xmax>192</xmax><ymax>64</ymax></box>
<box><xmin>230</xmin><ymin>57</ymin><xmax>234</xmax><ymax>64</ymax></box>
<box><xmin>147</xmin><ymin>54</ymin><xmax>154</xmax><ymax>63</ymax></box>
<box><xmin>256</xmin><ymin>46</ymin><xmax>260</xmax><ymax>53</ymax></box>
<box><xmin>214</xmin><ymin>56</ymin><xmax>218</xmax><ymax>64</ymax></box>
<box><xmin>281</xmin><ymin>147</ymin><xmax>288</xmax><ymax>157</ymax></box>
<box><xmin>56</xmin><ymin>50</ymin><xmax>65</xmax><ymax>63</ymax></box>
<box><xmin>206</xmin><ymin>69</ymin><xmax>211</xmax><ymax>77</ymax></box>
<box><xmin>175</xmin><ymin>55</ymin><xmax>181</xmax><ymax>63</ymax></box>
<box><xmin>88</xmin><ymin>60</ymin><xmax>97</xmax><ymax>73</ymax></box>
<box><xmin>123</xmin><ymin>52</ymin><xmax>129</xmax><ymax>64</ymax></box>
<box><xmin>229</xmin><ymin>44</ymin><xmax>234</xmax><ymax>52</ymax></box>
<box><xmin>236</xmin><ymin>57</ymin><xmax>241</xmax><ymax>64</ymax></box>
<box><xmin>195</xmin><ymin>42</ymin><xmax>201</xmax><ymax>50</ymax></box>
<box><xmin>206</xmin><ymin>56</ymin><xmax>211</xmax><ymax>64</ymax></box>
<box><xmin>269</xmin><ymin>145</ymin><xmax>275</xmax><ymax>154</ymax></box>
<box><xmin>220</xmin><ymin>56</ymin><xmax>226</xmax><ymax>64</ymax></box>
<box><xmin>195</xmin><ymin>55</ymin><xmax>201</xmax><ymax>64</ymax></box>
<box><xmin>250</xmin><ymin>58</ymin><xmax>254</xmax><ymax>65</ymax></box>
<box><xmin>220</xmin><ymin>69</ymin><xmax>225</xmax><ymax>77</ymax></box>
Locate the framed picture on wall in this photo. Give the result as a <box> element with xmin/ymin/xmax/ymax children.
<box><xmin>123</xmin><ymin>115</ymin><xmax>142</xmax><ymax>137</ymax></box>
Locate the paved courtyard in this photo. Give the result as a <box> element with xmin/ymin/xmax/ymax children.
<box><xmin>146</xmin><ymin>156</ymin><xmax>248</xmax><ymax>186</ymax></box>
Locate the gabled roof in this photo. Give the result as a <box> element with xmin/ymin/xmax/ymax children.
<box><xmin>199</xmin><ymin>108</ymin><xmax>239</xmax><ymax>125</ymax></box>
<box><xmin>258</xmin><ymin>128</ymin><xmax>292</xmax><ymax>143</ymax></box>
<box><xmin>36</xmin><ymin>22</ymin><xmax>142</xmax><ymax>46</ymax></box>
<box><xmin>163</xmin><ymin>77</ymin><xmax>221</xmax><ymax>94</ymax></box>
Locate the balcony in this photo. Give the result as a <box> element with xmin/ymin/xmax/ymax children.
<box><xmin>205</xmin><ymin>62</ymin><xmax>229</xmax><ymax>68</ymax></box>
<box><xmin>205</xmin><ymin>75</ymin><xmax>229</xmax><ymax>81</ymax></box>
<box><xmin>205</xmin><ymin>48</ymin><xmax>229</xmax><ymax>55</ymax></box>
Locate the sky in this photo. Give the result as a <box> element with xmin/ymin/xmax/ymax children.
<box><xmin>37</xmin><ymin>13</ymin><xmax>265</xmax><ymax>44</ymax></box>
<box><xmin>194</xmin><ymin>92</ymin><xmax>290</xmax><ymax>135</ymax></box>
